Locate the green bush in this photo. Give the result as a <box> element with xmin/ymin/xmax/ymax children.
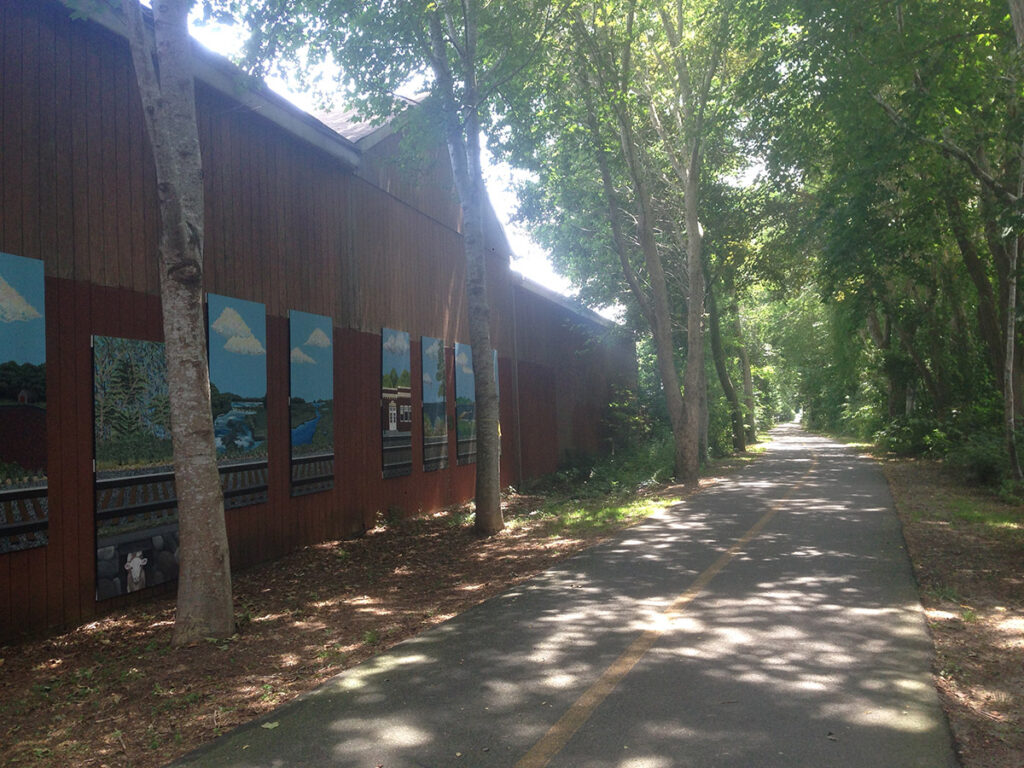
<box><xmin>947</xmin><ymin>432</ymin><xmax>1009</xmax><ymax>486</ymax></box>
<box><xmin>874</xmin><ymin>416</ymin><xmax>948</xmax><ymax>456</ymax></box>
<box><xmin>525</xmin><ymin>430</ymin><xmax>674</xmax><ymax>499</ymax></box>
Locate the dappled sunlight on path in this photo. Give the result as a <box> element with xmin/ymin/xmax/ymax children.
<box><xmin>171</xmin><ymin>424</ymin><xmax>956</xmax><ymax>768</ymax></box>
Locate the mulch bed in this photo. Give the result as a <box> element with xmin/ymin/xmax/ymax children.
<box><xmin>882</xmin><ymin>458</ymin><xmax>1024</xmax><ymax>768</ymax></box>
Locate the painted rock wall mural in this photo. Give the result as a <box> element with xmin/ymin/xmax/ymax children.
<box><xmin>454</xmin><ymin>342</ymin><xmax>476</xmax><ymax>465</ymax></box>
<box><xmin>208</xmin><ymin>294</ymin><xmax>269</xmax><ymax>509</ymax></box>
<box><xmin>289</xmin><ymin>310</ymin><xmax>334</xmax><ymax>495</ymax></box>
<box><xmin>0</xmin><ymin>252</ymin><xmax>47</xmax><ymax>554</ymax></box>
<box><xmin>93</xmin><ymin>336</ymin><xmax>178</xmax><ymax>599</ymax></box>
<box><xmin>421</xmin><ymin>336</ymin><xmax>448</xmax><ymax>472</ymax></box>
<box><xmin>381</xmin><ymin>328</ymin><xmax>412</xmax><ymax>478</ymax></box>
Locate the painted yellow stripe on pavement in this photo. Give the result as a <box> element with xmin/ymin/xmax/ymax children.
<box><xmin>514</xmin><ymin>455</ymin><xmax>818</xmax><ymax>768</ymax></box>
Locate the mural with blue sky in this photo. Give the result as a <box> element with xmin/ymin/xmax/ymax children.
<box><xmin>208</xmin><ymin>293</ymin><xmax>267</xmax><ymax>401</ymax></box>
<box><xmin>206</xmin><ymin>294</ymin><xmax>268</xmax><ymax>499</ymax></box>
<box><xmin>289</xmin><ymin>310</ymin><xmax>333</xmax><ymax>402</ymax></box>
<box><xmin>289</xmin><ymin>310</ymin><xmax>334</xmax><ymax>494</ymax></box>
<box><xmin>0</xmin><ymin>252</ymin><xmax>47</xmax><ymax>553</ymax></box>
<box><xmin>382</xmin><ymin>328</ymin><xmax>411</xmax><ymax>385</ymax></box>
<box><xmin>0</xmin><ymin>252</ymin><xmax>45</xmax><ymax>368</ymax></box>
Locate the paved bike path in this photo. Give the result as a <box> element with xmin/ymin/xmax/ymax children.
<box><xmin>171</xmin><ymin>426</ymin><xmax>958</xmax><ymax>767</ymax></box>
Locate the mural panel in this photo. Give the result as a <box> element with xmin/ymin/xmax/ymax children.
<box><xmin>0</xmin><ymin>252</ymin><xmax>47</xmax><ymax>553</ymax></box>
<box><xmin>289</xmin><ymin>310</ymin><xmax>334</xmax><ymax>495</ymax></box>
<box><xmin>421</xmin><ymin>336</ymin><xmax>448</xmax><ymax>472</ymax></box>
<box><xmin>93</xmin><ymin>336</ymin><xmax>178</xmax><ymax>599</ymax></box>
<box><xmin>208</xmin><ymin>294</ymin><xmax>269</xmax><ymax>508</ymax></box>
<box><xmin>382</xmin><ymin>328</ymin><xmax>412</xmax><ymax>478</ymax></box>
<box><xmin>454</xmin><ymin>342</ymin><xmax>476</xmax><ymax>465</ymax></box>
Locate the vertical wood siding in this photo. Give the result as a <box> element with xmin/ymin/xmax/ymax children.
<box><xmin>0</xmin><ymin>0</ymin><xmax>633</xmax><ymax>641</ymax></box>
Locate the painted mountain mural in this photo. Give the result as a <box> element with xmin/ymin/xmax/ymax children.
<box><xmin>289</xmin><ymin>310</ymin><xmax>334</xmax><ymax>495</ymax></box>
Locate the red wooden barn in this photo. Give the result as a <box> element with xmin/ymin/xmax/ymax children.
<box><xmin>0</xmin><ymin>0</ymin><xmax>636</xmax><ymax>641</ymax></box>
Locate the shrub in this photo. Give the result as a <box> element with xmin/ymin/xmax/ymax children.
<box><xmin>947</xmin><ymin>432</ymin><xmax>1009</xmax><ymax>486</ymax></box>
<box><xmin>874</xmin><ymin>416</ymin><xmax>949</xmax><ymax>456</ymax></box>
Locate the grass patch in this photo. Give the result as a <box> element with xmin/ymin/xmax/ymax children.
<box><xmin>947</xmin><ymin>498</ymin><xmax>1023</xmax><ymax>534</ymax></box>
<box><xmin>508</xmin><ymin>495</ymin><xmax>681</xmax><ymax>539</ymax></box>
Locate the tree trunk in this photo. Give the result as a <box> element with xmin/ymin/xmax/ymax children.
<box><xmin>1005</xmin><ymin>222</ymin><xmax>1022</xmax><ymax>480</ymax></box>
<box><xmin>733</xmin><ymin>311</ymin><xmax>757</xmax><ymax>442</ymax></box>
<box><xmin>1007</xmin><ymin>0</ymin><xmax>1023</xmax><ymax>480</ymax></box>
<box><xmin>1010</xmin><ymin>0</ymin><xmax>1024</xmax><ymax>46</ymax></box>
<box><xmin>573</xmin><ymin>6</ymin><xmax>692</xmax><ymax>480</ymax></box>
<box><xmin>944</xmin><ymin>193</ymin><xmax>1007</xmax><ymax>387</ymax></box>
<box><xmin>698</xmin><ymin>360</ymin><xmax>710</xmax><ymax>463</ymax></box>
<box><xmin>120</xmin><ymin>0</ymin><xmax>233</xmax><ymax>644</ymax></box>
<box><xmin>600</xmin><ymin>91</ymin><xmax>689</xmax><ymax>478</ymax></box>
<box><xmin>707</xmin><ymin>279</ymin><xmax>745</xmax><ymax>452</ymax></box>
<box><xmin>426</xmin><ymin>12</ymin><xmax>502</xmax><ymax>534</ymax></box>
<box><xmin>679</xmin><ymin>154</ymin><xmax>705</xmax><ymax>483</ymax></box>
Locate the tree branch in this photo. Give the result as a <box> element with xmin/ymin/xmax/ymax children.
<box><xmin>874</xmin><ymin>94</ymin><xmax>1021</xmax><ymax>207</ymax></box>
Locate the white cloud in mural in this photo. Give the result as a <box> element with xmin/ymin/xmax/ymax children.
<box><xmin>0</xmin><ymin>274</ymin><xmax>42</xmax><ymax>323</ymax></box>
<box><xmin>304</xmin><ymin>327</ymin><xmax>331</xmax><ymax>348</ymax></box>
<box><xmin>225</xmin><ymin>334</ymin><xmax>267</xmax><ymax>356</ymax></box>
<box><xmin>423</xmin><ymin>371</ymin><xmax>435</xmax><ymax>385</ymax></box>
<box><xmin>212</xmin><ymin>306</ymin><xmax>265</xmax><ymax>355</ymax></box>
<box><xmin>291</xmin><ymin>346</ymin><xmax>316</xmax><ymax>365</ymax></box>
<box><xmin>424</xmin><ymin>339</ymin><xmax>440</xmax><ymax>358</ymax></box>
<box><xmin>456</xmin><ymin>350</ymin><xmax>473</xmax><ymax>374</ymax></box>
<box><xmin>211</xmin><ymin>306</ymin><xmax>250</xmax><ymax>338</ymax></box>
<box><xmin>383</xmin><ymin>331</ymin><xmax>410</xmax><ymax>355</ymax></box>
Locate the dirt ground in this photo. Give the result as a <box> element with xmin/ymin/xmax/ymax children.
<box><xmin>0</xmin><ymin>477</ymin><xmax>705</xmax><ymax>768</ymax></box>
<box><xmin>1</xmin><ymin>454</ymin><xmax>1020</xmax><ymax>768</ymax></box>
<box><xmin>882</xmin><ymin>458</ymin><xmax>1024</xmax><ymax>768</ymax></box>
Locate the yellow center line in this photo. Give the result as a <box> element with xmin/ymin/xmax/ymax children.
<box><xmin>514</xmin><ymin>454</ymin><xmax>819</xmax><ymax>768</ymax></box>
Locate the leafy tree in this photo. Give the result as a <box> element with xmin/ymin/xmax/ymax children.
<box><xmin>213</xmin><ymin>0</ymin><xmax>565</xmax><ymax>533</ymax></box>
<box><xmin>118</xmin><ymin>0</ymin><xmax>233</xmax><ymax>643</ymax></box>
<box><xmin>501</xmin><ymin>0</ymin><xmax>746</xmax><ymax>481</ymax></box>
<box><xmin>738</xmin><ymin>0</ymin><xmax>1022</xmax><ymax>481</ymax></box>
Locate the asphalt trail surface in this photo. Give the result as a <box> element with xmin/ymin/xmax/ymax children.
<box><xmin>171</xmin><ymin>425</ymin><xmax>958</xmax><ymax>767</ymax></box>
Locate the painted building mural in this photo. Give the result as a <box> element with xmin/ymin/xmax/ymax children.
<box><xmin>421</xmin><ymin>336</ymin><xmax>448</xmax><ymax>472</ymax></box>
<box><xmin>208</xmin><ymin>294</ymin><xmax>269</xmax><ymax>508</ymax></box>
<box><xmin>381</xmin><ymin>328</ymin><xmax>412</xmax><ymax>478</ymax></box>
<box><xmin>93</xmin><ymin>336</ymin><xmax>178</xmax><ymax>600</ymax></box>
<box><xmin>0</xmin><ymin>252</ymin><xmax>47</xmax><ymax>553</ymax></box>
<box><xmin>289</xmin><ymin>310</ymin><xmax>334</xmax><ymax>495</ymax></box>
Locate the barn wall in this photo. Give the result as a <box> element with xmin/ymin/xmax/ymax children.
<box><xmin>0</xmin><ymin>0</ymin><xmax>634</xmax><ymax>641</ymax></box>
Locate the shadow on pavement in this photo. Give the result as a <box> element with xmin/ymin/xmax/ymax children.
<box><xmin>171</xmin><ymin>425</ymin><xmax>957</xmax><ymax>768</ymax></box>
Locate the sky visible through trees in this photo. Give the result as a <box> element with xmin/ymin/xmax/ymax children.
<box><xmin>192</xmin><ymin>0</ymin><xmax>1023</xmax><ymax>491</ymax></box>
